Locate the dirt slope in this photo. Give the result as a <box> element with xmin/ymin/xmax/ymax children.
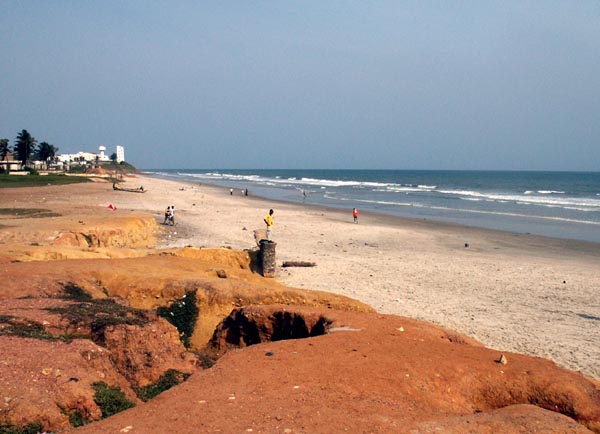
<box><xmin>70</xmin><ymin>306</ymin><xmax>600</xmax><ymax>433</ymax></box>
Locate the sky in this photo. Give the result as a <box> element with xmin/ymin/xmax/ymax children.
<box><xmin>1</xmin><ymin>1</ymin><xmax>599</xmax><ymax>171</ymax></box>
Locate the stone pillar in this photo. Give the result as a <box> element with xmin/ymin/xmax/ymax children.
<box><xmin>260</xmin><ymin>240</ymin><xmax>277</xmax><ymax>278</ymax></box>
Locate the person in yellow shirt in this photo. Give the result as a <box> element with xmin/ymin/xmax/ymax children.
<box><xmin>264</xmin><ymin>209</ymin><xmax>274</xmax><ymax>240</ymax></box>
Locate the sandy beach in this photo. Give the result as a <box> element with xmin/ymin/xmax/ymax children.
<box><xmin>82</xmin><ymin>173</ymin><xmax>597</xmax><ymax>381</ymax></box>
<box><xmin>3</xmin><ymin>174</ymin><xmax>598</xmax><ymax>380</ymax></box>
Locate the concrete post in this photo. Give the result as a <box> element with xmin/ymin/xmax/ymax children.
<box><xmin>260</xmin><ymin>240</ymin><xmax>277</xmax><ymax>278</ymax></box>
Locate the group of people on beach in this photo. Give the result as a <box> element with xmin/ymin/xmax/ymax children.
<box><xmin>163</xmin><ymin>205</ymin><xmax>175</xmax><ymax>225</ymax></box>
<box><xmin>160</xmin><ymin>195</ymin><xmax>356</xmax><ymax>242</ymax></box>
<box><xmin>230</xmin><ymin>188</ymin><xmax>249</xmax><ymax>196</ymax></box>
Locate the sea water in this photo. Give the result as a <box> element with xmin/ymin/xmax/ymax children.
<box><xmin>146</xmin><ymin>169</ymin><xmax>600</xmax><ymax>243</ymax></box>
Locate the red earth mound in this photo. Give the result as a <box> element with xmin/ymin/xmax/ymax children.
<box><xmin>69</xmin><ymin>305</ymin><xmax>600</xmax><ymax>433</ymax></box>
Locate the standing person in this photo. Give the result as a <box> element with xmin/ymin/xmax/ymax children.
<box><xmin>264</xmin><ymin>209</ymin><xmax>274</xmax><ymax>241</ymax></box>
<box><xmin>353</xmin><ymin>207</ymin><xmax>359</xmax><ymax>223</ymax></box>
<box><xmin>164</xmin><ymin>206</ymin><xmax>172</xmax><ymax>225</ymax></box>
<box><xmin>230</xmin><ymin>188</ymin><xmax>233</xmax><ymax>195</ymax></box>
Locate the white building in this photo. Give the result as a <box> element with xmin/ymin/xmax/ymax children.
<box><xmin>57</xmin><ymin>145</ymin><xmax>125</xmax><ymax>165</ymax></box>
<box><xmin>57</xmin><ymin>151</ymin><xmax>98</xmax><ymax>165</ymax></box>
<box><xmin>116</xmin><ymin>145</ymin><xmax>125</xmax><ymax>163</ymax></box>
<box><xmin>98</xmin><ymin>146</ymin><xmax>109</xmax><ymax>162</ymax></box>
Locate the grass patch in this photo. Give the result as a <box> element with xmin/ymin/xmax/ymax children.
<box><xmin>48</xmin><ymin>283</ymin><xmax>150</xmax><ymax>345</ymax></box>
<box><xmin>0</xmin><ymin>314</ymin><xmax>87</xmax><ymax>343</ymax></box>
<box><xmin>0</xmin><ymin>208</ymin><xmax>61</xmax><ymax>219</ymax></box>
<box><xmin>67</xmin><ymin>409</ymin><xmax>88</xmax><ymax>427</ymax></box>
<box><xmin>0</xmin><ymin>422</ymin><xmax>44</xmax><ymax>434</ymax></box>
<box><xmin>134</xmin><ymin>369</ymin><xmax>191</xmax><ymax>402</ymax></box>
<box><xmin>59</xmin><ymin>282</ymin><xmax>94</xmax><ymax>302</ymax></box>
<box><xmin>0</xmin><ymin>315</ymin><xmax>55</xmax><ymax>340</ymax></box>
<box><xmin>157</xmin><ymin>291</ymin><xmax>199</xmax><ymax>348</ymax></box>
<box><xmin>59</xmin><ymin>404</ymin><xmax>91</xmax><ymax>428</ymax></box>
<box><xmin>99</xmin><ymin>161</ymin><xmax>139</xmax><ymax>174</ymax></box>
<box><xmin>92</xmin><ymin>382</ymin><xmax>135</xmax><ymax>418</ymax></box>
<box><xmin>0</xmin><ymin>174</ymin><xmax>90</xmax><ymax>188</ymax></box>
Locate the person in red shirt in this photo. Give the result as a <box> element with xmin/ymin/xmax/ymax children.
<box><xmin>353</xmin><ymin>208</ymin><xmax>359</xmax><ymax>223</ymax></box>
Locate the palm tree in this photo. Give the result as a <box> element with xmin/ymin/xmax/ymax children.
<box><xmin>35</xmin><ymin>142</ymin><xmax>59</xmax><ymax>169</ymax></box>
<box><xmin>0</xmin><ymin>138</ymin><xmax>10</xmax><ymax>173</ymax></box>
<box><xmin>0</xmin><ymin>138</ymin><xmax>10</xmax><ymax>161</ymax></box>
<box><xmin>14</xmin><ymin>130</ymin><xmax>37</xmax><ymax>168</ymax></box>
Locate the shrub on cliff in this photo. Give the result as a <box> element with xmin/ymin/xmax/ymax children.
<box><xmin>134</xmin><ymin>369</ymin><xmax>191</xmax><ymax>402</ymax></box>
<box><xmin>50</xmin><ymin>282</ymin><xmax>150</xmax><ymax>345</ymax></box>
<box><xmin>0</xmin><ymin>422</ymin><xmax>44</xmax><ymax>434</ymax></box>
<box><xmin>92</xmin><ymin>382</ymin><xmax>135</xmax><ymax>418</ymax></box>
<box><xmin>157</xmin><ymin>291</ymin><xmax>199</xmax><ymax>348</ymax></box>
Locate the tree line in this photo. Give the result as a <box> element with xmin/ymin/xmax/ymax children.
<box><xmin>0</xmin><ymin>129</ymin><xmax>58</xmax><ymax>168</ymax></box>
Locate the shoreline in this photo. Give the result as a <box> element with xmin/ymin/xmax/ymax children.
<box><xmin>145</xmin><ymin>172</ymin><xmax>600</xmax><ymax>255</ymax></box>
<box><xmin>128</xmin><ymin>174</ymin><xmax>600</xmax><ymax>379</ymax></box>
<box><xmin>144</xmin><ymin>170</ymin><xmax>600</xmax><ymax>244</ymax></box>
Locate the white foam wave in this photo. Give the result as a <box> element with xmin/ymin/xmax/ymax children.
<box><xmin>167</xmin><ymin>171</ymin><xmax>600</xmax><ymax>212</ymax></box>
<box><xmin>441</xmin><ymin>189</ymin><xmax>600</xmax><ymax>210</ymax></box>
<box><xmin>175</xmin><ymin>171</ymin><xmax>398</xmax><ymax>189</ymax></box>
<box><xmin>325</xmin><ymin>195</ymin><xmax>600</xmax><ymax>226</ymax></box>
<box><xmin>525</xmin><ymin>190</ymin><xmax>565</xmax><ymax>195</ymax></box>
<box><xmin>386</xmin><ymin>185</ymin><xmax>437</xmax><ymax>193</ymax></box>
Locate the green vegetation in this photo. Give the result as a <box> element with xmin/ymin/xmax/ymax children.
<box><xmin>49</xmin><ymin>283</ymin><xmax>150</xmax><ymax>345</ymax></box>
<box><xmin>0</xmin><ymin>282</ymin><xmax>149</xmax><ymax>344</ymax></box>
<box><xmin>0</xmin><ymin>315</ymin><xmax>55</xmax><ymax>340</ymax></box>
<box><xmin>0</xmin><ymin>422</ymin><xmax>44</xmax><ymax>434</ymax></box>
<box><xmin>134</xmin><ymin>369</ymin><xmax>191</xmax><ymax>402</ymax></box>
<box><xmin>67</xmin><ymin>164</ymin><xmax>87</xmax><ymax>174</ymax></box>
<box><xmin>92</xmin><ymin>382</ymin><xmax>136</xmax><ymax>418</ymax></box>
<box><xmin>67</xmin><ymin>409</ymin><xmax>88</xmax><ymax>427</ymax></box>
<box><xmin>34</xmin><ymin>142</ymin><xmax>58</xmax><ymax>163</ymax></box>
<box><xmin>60</xmin><ymin>282</ymin><xmax>94</xmax><ymax>302</ymax></box>
<box><xmin>2</xmin><ymin>129</ymin><xmax>137</xmax><ymax>178</ymax></box>
<box><xmin>14</xmin><ymin>130</ymin><xmax>37</xmax><ymax>167</ymax></box>
<box><xmin>99</xmin><ymin>160</ymin><xmax>138</xmax><ymax>174</ymax></box>
<box><xmin>0</xmin><ymin>174</ymin><xmax>90</xmax><ymax>188</ymax></box>
<box><xmin>0</xmin><ymin>139</ymin><xmax>9</xmax><ymax>161</ymax></box>
<box><xmin>59</xmin><ymin>404</ymin><xmax>90</xmax><ymax>428</ymax></box>
<box><xmin>0</xmin><ymin>314</ymin><xmax>86</xmax><ymax>343</ymax></box>
<box><xmin>157</xmin><ymin>291</ymin><xmax>199</xmax><ymax>348</ymax></box>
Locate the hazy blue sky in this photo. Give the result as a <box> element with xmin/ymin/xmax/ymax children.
<box><xmin>1</xmin><ymin>2</ymin><xmax>599</xmax><ymax>170</ymax></box>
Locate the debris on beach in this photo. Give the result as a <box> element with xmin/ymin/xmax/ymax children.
<box><xmin>282</xmin><ymin>261</ymin><xmax>317</xmax><ymax>267</ymax></box>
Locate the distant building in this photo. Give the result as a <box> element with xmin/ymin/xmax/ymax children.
<box><xmin>57</xmin><ymin>151</ymin><xmax>98</xmax><ymax>165</ymax></box>
<box><xmin>116</xmin><ymin>145</ymin><xmax>125</xmax><ymax>163</ymax></box>
<box><xmin>98</xmin><ymin>146</ymin><xmax>108</xmax><ymax>162</ymax></box>
<box><xmin>57</xmin><ymin>145</ymin><xmax>125</xmax><ymax>166</ymax></box>
<box><xmin>0</xmin><ymin>154</ymin><xmax>21</xmax><ymax>172</ymax></box>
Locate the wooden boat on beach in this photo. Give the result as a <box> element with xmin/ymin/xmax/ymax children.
<box><xmin>112</xmin><ymin>183</ymin><xmax>147</xmax><ymax>193</ymax></box>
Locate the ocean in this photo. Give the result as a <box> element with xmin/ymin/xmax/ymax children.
<box><xmin>146</xmin><ymin>169</ymin><xmax>600</xmax><ymax>243</ymax></box>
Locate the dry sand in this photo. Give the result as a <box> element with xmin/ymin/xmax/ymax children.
<box><xmin>35</xmin><ymin>174</ymin><xmax>600</xmax><ymax>379</ymax></box>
